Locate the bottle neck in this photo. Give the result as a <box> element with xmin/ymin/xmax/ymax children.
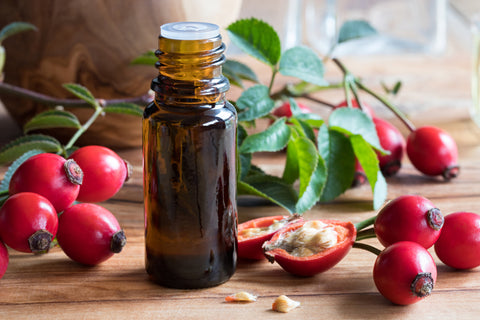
<box><xmin>151</xmin><ymin>35</ymin><xmax>229</xmax><ymax>106</ymax></box>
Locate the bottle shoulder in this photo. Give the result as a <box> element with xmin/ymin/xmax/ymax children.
<box><xmin>143</xmin><ymin>100</ymin><xmax>236</xmax><ymax>127</ymax></box>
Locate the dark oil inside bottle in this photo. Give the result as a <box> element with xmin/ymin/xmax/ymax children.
<box><xmin>142</xmin><ymin>23</ymin><xmax>237</xmax><ymax>289</ymax></box>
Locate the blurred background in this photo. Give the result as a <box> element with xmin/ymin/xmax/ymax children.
<box><xmin>0</xmin><ymin>0</ymin><xmax>479</xmax><ymax>148</ymax></box>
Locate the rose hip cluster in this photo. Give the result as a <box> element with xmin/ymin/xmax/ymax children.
<box><xmin>0</xmin><ymin>146</ymin><xmax>129</xmax><ymax>279</ymax></box>
<box><xmin>369</xmin><ymin>194</ymin><xmax>480</xmax><ymax>305</ymax></box>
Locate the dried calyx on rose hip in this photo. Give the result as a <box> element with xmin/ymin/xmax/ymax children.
<box><xmin>237</xmin><ymin>214</ymin><xmax>302</xmax><ymax>260</ymax></box>
<box><xmin>262</xmin><ymin>219</ymin><xmax>356</xmax><ymax>276</ymax></box>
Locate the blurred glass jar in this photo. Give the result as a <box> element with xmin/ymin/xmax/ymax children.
<box><xmin>471</xmin><ymin>14</ymin><xmax>480</xmax><ymax>127</ymax></box>
<box><xmin>305</xmin><ymin>0</ymin><xmax>447</xmax><ymax>56</ymax></box>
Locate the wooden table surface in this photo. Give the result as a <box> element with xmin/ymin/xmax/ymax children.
<box><xmin>3</xmin><ymin>14</ymin><xmax>480</xmax><ymax>320</ymax></box>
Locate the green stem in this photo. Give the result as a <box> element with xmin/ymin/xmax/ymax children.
<box><xmin>355</xmin><ymin>79</ymin><xmax>416</xmax><ymax>132</ymax></box>
<box><xmin>63</xmin><ymin>102</ymin><xmax>103</xmax><ymax>151</ymax></box>
<box><xmin>302</xmin><ymin>95</ymin><xmax>336</xmax><ymax>108</ymax></box>
<box><xmin>354</xmin><ymin>215</ymin><xmax>376</xmax><ymax>231</ymax></box>
<box><xmin>268</xmin><ymin>67</ymin><xmax>278</xmax><ymax>94</ymax></box>
<box><xmin>355</xmin><ymin>227</ymin><xmax>377</xmax><ymax>241</ymax></box>
<box><xmin>352</xmin><ymin>242</ymin><xmax>382</xmax><ymax>256</ymax></box>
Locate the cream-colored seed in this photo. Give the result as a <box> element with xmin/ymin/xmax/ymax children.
<box><xmin>272</xmin><ymin>295</ymin><xmax>300</xmax><ymax>313</ymax></box>
<box><xmin>225</xmin><ymin>291</ymin><xmax>257</xmax><ymax>302</ymax></box>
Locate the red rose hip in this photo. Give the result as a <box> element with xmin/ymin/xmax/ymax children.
<box><xmin>373</xmin><ymin>117</ymin><xmax>405</xmax><ymax>176</ymax></box>
<box><xmin>57</xmin><ymin>203</ymin><xmax>126</xmax><ymax>265</ymax></box>
<box><xmin>434</xmin><ymin>212</ymin><xmax>480</xmax><ymax>269</ymax></box>
<box><xmin>272</xmin><ymin>100</ymin><xmax>312</xmax><ymax>118</ymax></box>
<box><xmin>334</xmin><ymin>99</ymin><xmax>375</xmax><ymax>118</ymax></box>
<box><xmin>0</xmin><ymin>192</ymin><xmax>58</xmax><ymax>253</ymax></box>
<box><xmin>406</xmin><ymin>126</ymin><xmax>459</xmax><ymax>180</ymax></box>
<box><xmin>374</xmin><ymin>194</ymin><xmax>443</xmax><ymax>249</ymax></box>
<box><xmin>373</xmin><ymin>241</ymin><xmax>437</xmax><ymax>305</ymax></box>
<box><xmin>68</xmin><ymin>146</ymin><xmax>130</xmax><ymax>203</ymax></box>
<box><xmin>0</xmin><ymin>240</ymin><xmax>8</xmax><ymax>279</ymax></box>
<box><xmin>9</xmin><ymin>153</ymin><xmax>83</xmax><ymax>212</ymax></box>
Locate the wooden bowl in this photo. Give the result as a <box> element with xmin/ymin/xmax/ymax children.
<box><xmin>0</xmin><ymin>0</ymin><xmax>242</xmax><ymax>149</ymax></box>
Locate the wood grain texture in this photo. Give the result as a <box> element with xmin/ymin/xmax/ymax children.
<box><xmin>2</xmin><ymin>114</ymin><xmax>480</xmax><ymax>319</ymax></box>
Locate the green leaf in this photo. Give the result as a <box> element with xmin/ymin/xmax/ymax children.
<box><xmin>23</xmin><ymin>110</ymin><xmax>81</xmax><ymax>133</ymax></box>
<box><xmin>328</xmin><ymin>107</ymin><xmax>386</xmax><ymax>153</ymax></box>
<box><xmin>296</xmin><ymin>156</ymin><xmax>327</xmax><ymax>214</ymax></box>
<box><xmin>63</xmin><ymin>83</ymin><xmax>97</xmax><ymax>106</ymax></box>
<box><xmin>279</xmin><ymin>46</ymin><xmax>328</xmax><ymax>86</ymax></box>
<box><xmin>0</xmin><ymin>134</ymin><xmax>62</xmax><ymax>165</ymax></box>
<box><xmin>223</xmin><ymin>59</ymin><xmax>259</xmax><ymax>88</ymax></box>
<box><xmin>0</xmin><ymin>22</ymin><xmax>37</xmax><ymax>44</ymax></box>
<box><xmin>288</xmin><ymin>98</ymin><xmax>323</xmax><ymax>129</ymax></box>
<box><xmin>0</xmin><ymin>149</ymin><xmax>44</xmax><ymax>192</ymax></box>
<box><xmin>282</xmin><ymin>141</ymin><xmax>299</xmax><ymax>184</ymax></box>
<box><xmin>337</xmin><ymin>20</ymin><xmax>377</xmax><ymax>44</ymax></box>
<box><xmin>236</xmin><ymin>85</ymin><xmax>275</xmax><ymax>121</ymax></box>
<box><xmin>240</xmin><ymin>118</ymin><xmax>291</xmax><ymax>153</ymax></box>
<box><xmin>318</xmin><ymin>126</ymin><xmax>355</xmax><ymax>202</ymax></box>
<box><xmin>131</xmin><ymin>50</ymin><xmax>157</xmax><ymax>65</ymax></box>
<box><xmin>290</xmin><ymin>118</ymin><xmax>316</xmax><ymax>143</ymax></box>
<box><xmin>227</xmin><ymin>18</ymin><xmax>281</xmax><ymax>66</ymax></box>
<box><xmin>350</xmin><ymin>135</ymin><xmax>387</xmax><ymax>210</ymax></box>
<box><xmin>239</xmin><ymin>153</ymin><xmax>252</xmax><ymax>180</ymax></box>
<box><xmin>238</xmin><ymin>175</ymin><xmax>298</xmax><ymax>213</ymax></box>
<box><xmin>104</xmin><ymin>102</ymin><xmax>144</xmax><ymax>117</ymax></box>
<box><xmin>293</xmin><ymin>136</ymin><xmax>319</xmax><ymax>197</ymax></box>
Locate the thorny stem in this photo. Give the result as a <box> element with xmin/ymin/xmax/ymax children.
<box><xmin>352</xmin><ymin>242</ymin><xmax>382</xmax><ymax>256</ymax></box>
<box><xmin>0</xmin><ymin>81</ymin><xmax>151</xmax><ymax>108</ymax></box>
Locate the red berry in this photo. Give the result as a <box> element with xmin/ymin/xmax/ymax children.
<box><xmin>334</xmin><ymin>99</ymin><xmax>375</xmax><ymax>118</ymax></box>
<box><xmin>0</xmin><ymin>192</ymin><xmax>58</xmax><ymax>253</ymax></box>
<box><xmin>373</xmin><ymin>241</ymin><xmax>437</xmax><ymax>305</ymax></box>
<box><xmin>68</xmin><ymin>146</ymin><xmax>129</xmax><ymax>203</ymax></box>
<box><xmin>373</xmin><ymin>118</ymin><xmax>405</xmax><ymax>176</ymax></box>
<box><xmin>406</xmin><ymin>126</ymin><xmax>459</xmax><ymax>180</ymax></box>
<box><xmin>0</xmin><ymin>241</ymin><xmax>8</xmax><ymax>279</ymax></box>
<box><xmin>434</xmin><ymin>212</ymin><xmax>480</xmax><ymax>269</ymax></box>
<box><xmin>57</xmin><ymin>203</ymin><xmax>126</xmax><ymax>265</ymax></box>
<box><xmin>374</xmin><ymin>195</ymin><xmax>443</xmax><ymax>249</ymax></box>
<box><xmin>9</xmin><ymin>153</ymin><xmax>83</xmax><ymax>212</ymax></box>
<box><xmin>272</xmin><ymin>101</ymin><xmax>312</xmax><ymax>118</ymax></box>
<box><xmin>351</xmin><ymin>159</ymin><xmax>366</xmax><ymax>187</ymax></box>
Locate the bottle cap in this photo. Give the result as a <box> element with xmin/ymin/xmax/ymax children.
<box><xmin>160</xmin><ymin>22</ymin><xmax>220</xmax><ymax>40</ymax></box>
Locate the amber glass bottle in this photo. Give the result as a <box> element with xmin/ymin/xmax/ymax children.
<box><xmin>142</xmin><ymin>22</ymin><xmax>237</xmax><ymax>289</ymax></box>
